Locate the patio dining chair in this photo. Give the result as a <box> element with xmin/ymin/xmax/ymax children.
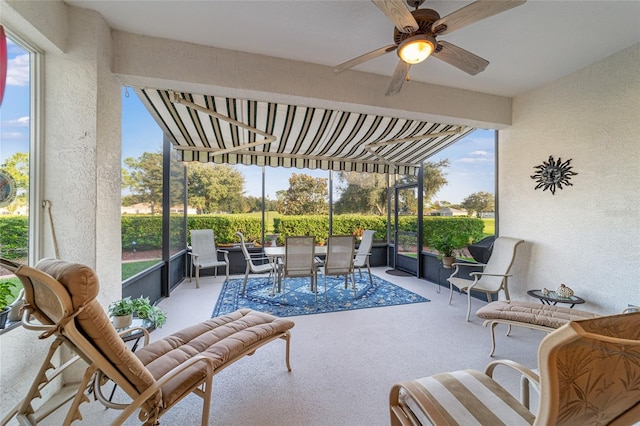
<box><xmin>447</xmin><ymin>236</ymin><xmax>524</xmax><ymax>321</ymax></box>
<box><xmin>235</xmin><ymin>231</ymin><xmax>278</xmax><ymax>295</ymax></box>
<box><xmin>189</xmin><ymin>229</ymin><xmax>229</xmax><ymax>288</ymax></box>
<box><xmin>281</xmin><ymin>236</ymin><xmax>316</xmax><ymax>300</ymax></box>
<box><xmin>321</xmin><ymin>235</ymin><xmax>356</xmax><ymax>300</ymax></box>
<box><xmin>353</xmin><ymin>229</ymin><xmax>375</xmax><ymax>284</ymax></box>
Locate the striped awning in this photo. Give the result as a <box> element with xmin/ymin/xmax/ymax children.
<box><xmin>136</xmin><ymin>88</ymin><xmax>475</xmax><ymax>175</ymax></box>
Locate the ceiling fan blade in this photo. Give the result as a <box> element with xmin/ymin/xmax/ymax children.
<box><xmin>432</xmin><ymin>0</ymin><xmax>526</xmax><ymax>36</ymax></box>
<box><xmin>385</xmin><ymin>60</ymin><xmax>411</xmax><ymax>96</ymax></box>
<box><xmin>334</xmin><ymin>44</ymin><xmax>398</xmax><ymax>73</ymax></box>
<box><xmin>432</xmin><ymin>41</ymin><xmax>489</xmax><ymax>75</ymax></box>
<box><xmin>371</xmin><ymin>0</ymin><xmax>419</xmax><ymax>33</ymax></box>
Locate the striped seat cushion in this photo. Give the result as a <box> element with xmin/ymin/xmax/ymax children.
<box><xmin>399</xmin><ymin>370</ymin><xmax>535</xmax><ymax>425</ymax></box>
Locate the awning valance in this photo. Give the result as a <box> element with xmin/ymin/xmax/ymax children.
<box><xmin>136</xmin><ymin>88</ymin><xmax>475</xmax><ymax>175</ymax></box>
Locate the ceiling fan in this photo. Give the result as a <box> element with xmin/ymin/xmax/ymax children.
<box><xmin>334</xmin><ymin>0</ymin><xmax>526</xmax><ymax>96</ymax></box>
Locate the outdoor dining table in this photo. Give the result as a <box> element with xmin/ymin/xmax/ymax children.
<box><xmin>264</xmin><ymin>245</ymin><xmax>327</xmax><ymax>292</ymax></box>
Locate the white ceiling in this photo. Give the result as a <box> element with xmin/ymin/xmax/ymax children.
<box><xmin>66</xmin><ymin>0</ymin><xmax>640</xmax><ymax>98</ymax></box>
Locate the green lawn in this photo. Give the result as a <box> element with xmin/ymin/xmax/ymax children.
<box><xmin>482</xmin><ymin>218</ymin><xmax>495</xmax><ymax>237</ymax></box>
<box><xmin>122</xmin><ymin>260</ymin><xmax>160</xmax><ymax>280</ymax></box>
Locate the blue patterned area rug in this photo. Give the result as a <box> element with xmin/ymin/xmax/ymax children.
<box><xmin>211</xmin><ymin>273</ymin><xmax>429</xmax><ymax>318</ymax></box>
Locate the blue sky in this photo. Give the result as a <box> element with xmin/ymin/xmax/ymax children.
<box><xmin>2</xmin><ymin>37</ymin><xmax>495</xmax><ymax>205</ymax></box>
<box><xmin>0</xmin><ymin>39</ymin><xmax>30</xmax><ymax>164</ymax></box>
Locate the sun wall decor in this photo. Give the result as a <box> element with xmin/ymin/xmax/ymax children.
<box><xmin>530</xmin><ymin>155</ymin><xmax>577</xmax><ymax>195</ymax></box>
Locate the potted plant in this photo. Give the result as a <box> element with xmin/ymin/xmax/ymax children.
<box><xmin>429</xmin><ymin>234</ymin><xmax>469</xmax><ymax>268</ymax></box>
<box><xmin>0</xmin><ymin>280</ymin><xmax>16</xmax><ymax>329</ymax></box>
<box><xmin>131</xmin><ymin>296</ymin><xmax>167</xmax><ymax>328</ymax></box>
<box><xmin>108</xmin><ymin>297</ymin><xmax>134</xmax><ymax>329</ymax></box>
<box><xmin>108</xmin><ymin>296</ymin><xmax>167</xmax><ymax>329</ymax></box>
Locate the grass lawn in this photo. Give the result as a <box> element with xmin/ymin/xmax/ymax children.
<box><xmin>482</xmin><ymin>218</ymin><xmax>495</xmax><ymax>237</ymax></box>
<box><xmin>122</xmin><ymin>260</ymin><xmax>160</xmax><ymax>280</ymax></box>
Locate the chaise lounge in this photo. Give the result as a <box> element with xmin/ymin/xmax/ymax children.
<box><xmin>0</xmin><ymin>258</ymin><xmax>294</xmax><ymax>426</ymax></box>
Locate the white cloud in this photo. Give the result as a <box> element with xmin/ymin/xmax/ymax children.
<box><xmin>4</xmin><ymin>116</ymin><xmax>29</xmax><ymax>127</ymax></box>
<box><xmin>469</xmin><ymin>150</ymin><xmax>488</xmax><ymax>156</ymax></box>
<box><xmin>6</xmin><ymin>54</ymin><xmax>30</xmax><ymax>86</ymax></box>
<box><xmin>457</xmin><ymin>157</ymin><xmax>493</xmax><ymax>164</ymax></box>
<box><xmin>1</xmin><ymin>131</ymin><xmax>26</xmax><ymax>139</ymax></box>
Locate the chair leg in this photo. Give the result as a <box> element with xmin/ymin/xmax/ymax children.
<box><xmin>195</xmin><ymin>267</ymin><xmax>200</xmax><ymax>289</ymax></box>
<box><xmin>351</xmin><ymin>274</ymin><xmax>357</xmax><ymax>298</ymax></box>
<box><xmin>448</xmin><ymin>282</ymin><xmax>454</xmax><ymax>304</ymax></box>
<box><xmin>366</xmin><ymin>262</ymin><xmax>372</xmax><ymax>285</ymax></box>
<box><xmin>201</xmin><ymin>373</ymin><xmax>214</xmax><ymax>426</ymax></box>
<box><xmin>242</xmin><ymin>264</ymin><xmax>250</xmax><ymax>295</ymax></box>
<box><xmin>466</xmin><ymin>292</ymin><xmax>472</xmax><ymax>321</ymax></box>
<box><xmin>324</xmin><ymin>274</ymin><xmax>328</xmax><ymax>301</ymax></box>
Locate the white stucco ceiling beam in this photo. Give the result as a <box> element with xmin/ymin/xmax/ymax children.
<box><xmin>112</xmin><ymin>31</ymin><xmax>512</xmax><ymax>130</ymax></box>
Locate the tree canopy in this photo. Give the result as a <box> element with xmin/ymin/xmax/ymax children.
<box><xmin>333</xmin><ymin>172</ymin><xmax>388</xmax><ymax>215</ymax></box>
<box><xmin>187</xmin><ymin>163</ymin><xmax>245</xmax><ymax>214</ymax></box>
<box><xmin>333</xmin><ymin>160</ymin><xmax>450</xmax><ymax>214</ymax></box>
<box><xmin>122</xmin><ymin>152</ymin><xmax>164</xmax><ymax>214</ymax></box>
<box><xmin>276</xmin><ymin>173</ymin><xmax>328</xmax><ymax>215</ymax></box>
<box><xmin>460</xmin><ymin>191</ymin><xmax>495</xmax><ymax>217</ymax></box>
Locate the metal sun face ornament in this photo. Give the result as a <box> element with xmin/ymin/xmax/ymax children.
<box><xmin>530</xmin><ymin>155</ymin><xmax>577</xmax><ymax>195</ymax></box>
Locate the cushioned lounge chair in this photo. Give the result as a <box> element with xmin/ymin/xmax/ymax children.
<box><xmin>390</xmin><ymin>311</ymin><xmax>640</xmax><ymax>425</ymax></box>
<box><xmin>0</xmin><ymin>257</ymin><xmax>294</xmax><ymax>426</ymax></box>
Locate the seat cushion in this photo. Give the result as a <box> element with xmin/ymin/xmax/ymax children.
<box><xmin>477</xmin><ymin>300</ymin><xmax>596</xmax><ymax>329</ymax></box>
<box><xmin>400</xmin><ymin>370</ymin><xmax>535</xmax><ymax>425</ymax></box>
<box><xmin>135</xmin><ymin>308</ymin><xmax>294</xmax><ymax>408</ymax></box>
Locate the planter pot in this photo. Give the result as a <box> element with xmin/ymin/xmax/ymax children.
<box><xmin>442</xmin><ymin>256</ymin><xmax>456</xmax><ymax>269</ymax></box>
<box><xmin>112</xmin><ymin>313</ymin><xmax>133</xmax><ymax>329</ymax></box>
<box><xmin>0</xmin><ymin>306</ymin><xmax>10</xmax><ymax>330</ymax></box>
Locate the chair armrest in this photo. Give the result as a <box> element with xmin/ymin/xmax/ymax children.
<box><xmin>485</xmin><ymin>359</ymin><xmax>539</xmax><ymax>383</ymax></box>
<box><xmin>469</xmin><ymin>272</ymin><xmax>513</xmax><ymax>278</ymax></box>
<box><xmin>451</xmin><ymin>262</ymin><xmax>486</xmax><ymax>268</ymax></box>
<box><xmin>217</xmin><ymin>249</ymin><xmax>229</xmax><ymax>262</ymax></box>
<box><xmin>484</xmin><ymin>359</ymin><xmax>540</xmax><ymax>408</ymax></box>
<box><xmin>117</xmin><ymin>326</ymin><xmax>150</xmax><ymax>347</ymax></box>
<box><xmin>113</xmin><ymin>355</ymin><xmax>216</xmax><ymax>424</ymax></box>
<box><xmin>449</xmin><ymin>262</ymin><xmax>485</xmax><ymax>279</ymax></box>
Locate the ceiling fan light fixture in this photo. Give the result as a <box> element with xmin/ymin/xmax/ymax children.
<box><xmin>397</xmin><ymin>34</ymin><xmax>436</xmax><ymax>64</ymax></box>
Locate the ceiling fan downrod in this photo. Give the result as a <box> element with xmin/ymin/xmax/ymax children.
<box><xmin>406</xmin><ymin>0</ymin><xmax>425</xmax><ymax>10</ymax></box>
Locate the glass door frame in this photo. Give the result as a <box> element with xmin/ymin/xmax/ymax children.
<box><xmin>393</xmin><ymin>166</ymin><xmax>424</xmax><ymax>276</ymax></box>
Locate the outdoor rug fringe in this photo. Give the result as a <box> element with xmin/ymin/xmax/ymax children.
<box><xmin>212</xmin><ymin>273</ymin><xmax>429</xmax><ymax>318</ymax></box>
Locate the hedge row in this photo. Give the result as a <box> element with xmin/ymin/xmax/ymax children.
<box><xmin>0</xmin><ymin>215</ymin><xmax>485</xmax><ymax>256</ymax></box>
<box><xmin>274</xmin><ymin>214</ymin><xmax>387</xmax><ymax>245</ymax></box>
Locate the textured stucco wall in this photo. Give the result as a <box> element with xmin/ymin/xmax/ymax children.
<box><xmin>0</xmin><ymin>3</ymin><xmax>122</xmax><ymax>416</ymax></box>
<box><xmin>499</xmin><ymin>43</ymin><xmax>640</xmax><ymax>314</ymax></box>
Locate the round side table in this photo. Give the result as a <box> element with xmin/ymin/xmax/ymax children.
<box><xmin>527</xmin><ymin>289</ymin><xmax>585</xmax><ymax>309</ymax></box>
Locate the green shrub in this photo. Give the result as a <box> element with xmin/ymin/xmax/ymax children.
<box><xmin>274</xmin><ymin>215</ymin><xmax>388</xmax><ymax>245</ymax></box>
<box><xmin>0</xmin><ymin>216</ymin><xmax>28</xmax><ymax>260</ymax></box>
<box><xmin>423</xmin><ymin>217</ymin><xmax>485</xmax><ymax>250</ymax></box>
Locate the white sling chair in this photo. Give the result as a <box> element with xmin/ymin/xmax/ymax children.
<box><xmin>189</xmin><ymin>229</ymin><xmax>229</xmax><ymax>288</ymax></box>
<box><xmin>447</xmin><ymin>236</ymin><xmax>524</xmax><ymax>321</ymax></box>
<box><xmin>235</xmin><ymin>231</ymin><xmax>278</xmax><ymax>295</ymax></box>
<box><xmin>353</xmin><ymin>229</ymin><xmax>375</xmax><ymax>284</ymax></box>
